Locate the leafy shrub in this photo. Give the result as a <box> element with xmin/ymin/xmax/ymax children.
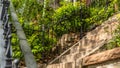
<box><xmin>106</xmin><ymin>25</ymin><xmax>120</xmax><ymax>49</ymax></box>
<box><xmin>53</xmin><ymin>2</ymin><xmax>90</xmax><ymax>36</ymax></box>
<box><xmin>53</xmin><ymin>1</ymin><xmax>115</xmax><ymax>36</ymax></box>
<box><xmin>11</xmin><ymin>0</ymin><xmax>118</xmax><ymax>61</ymax></box>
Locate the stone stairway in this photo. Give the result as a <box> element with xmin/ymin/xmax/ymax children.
<box><xmin>46</xmin><ymin>14</ymin><xmax>120</xmax><ymax>68</ymax></box>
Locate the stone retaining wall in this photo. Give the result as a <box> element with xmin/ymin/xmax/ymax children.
<box><xmin>46</xmin><ymin>14</ymin><xmax>120</xmax><ymax>68</ymax></box>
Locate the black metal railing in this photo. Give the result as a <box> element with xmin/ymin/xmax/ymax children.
<box><xmin>1</xmin><ymin>0</ymin><xmax>12</xmax><ymax>68</ymax></box>
<box><xmin>1</xmin><ymin>0</ymin><xmax>19</xmax><ymax>68</ymax></box>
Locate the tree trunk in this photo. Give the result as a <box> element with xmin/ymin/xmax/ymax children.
<box><xmin>54</xmin><ymin>0</ymin><xmax>60</xmax><ymax>8</ymax></box>
<box><xmin>42</xmin><ymin>0</ymin><xmax>47</xmax><ymax>18</ymax></box>
<box><xmin>114</xmin><ymin>3</ymin><xmax>119</xmax><ymax>12</ymax></box>
<box><xmin>86</xmin><ymin>0</ymin><xmax>91</xmax><ymax>6</ymax></box>
<box><xmin>73</xmin><ymin>0</ymin><xmax>77</xmax><ymax>6</ymax></box>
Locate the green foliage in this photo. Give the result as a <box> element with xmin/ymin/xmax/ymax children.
<box><xmin>53</xmin><ymin>2</ymin><xmax>85</xmax><ymax>35</ymax></box>
<box><xmin>53</xmin><ymin>1</ymin><xmax>115</xmax><ymax>36</ymax></box>
<box><xmin>12</xmin><ymin>33</ymin><xmax>22</xmax><ymax>58</ymax></box>
<box><xmin>88</xmin><ymin>1</ymin><xmax>115</xmax><ymax>25</ymax></box>
<box><xmin>12</xmin><ymin>0</ymin><xmax>56</xmax><ymax>60</ymax></box>
<box><xmin>11</xmin><ymin>0</ymin><xmax>118</xmax><ymax>62</ymax></box>
<box><xmin>106</xmin><ymin>25</ymin><xmax>120</xmax><ymax>49</ymax></box>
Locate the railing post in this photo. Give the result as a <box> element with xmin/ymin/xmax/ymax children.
<box><xmin>3</xmin><ymin>8</ymin><xmax>12</xmax><ymax>68</ymax></box>
<box><xmin>1</xmin><ymin>0</ymin><xmax>10</xmax><ymax>20</ymax></box>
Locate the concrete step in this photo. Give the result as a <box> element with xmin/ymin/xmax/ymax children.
<box><xmin>59</xmin><ymin>51</ymin><xmax>87</xmax><ymax>63</ymax></box>
<box><xmin>47</xmin><ymin>62</ymin><xmax>74</xmax><ymax>68</ymax></box>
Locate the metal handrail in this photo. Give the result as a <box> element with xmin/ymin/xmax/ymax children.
<box><xmin>48</xmin><ymin>41</ymin><xmax>80</xmax><ymax>64</ymax></box>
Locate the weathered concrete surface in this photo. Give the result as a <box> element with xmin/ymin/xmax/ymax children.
<box><xmin>47</xmin><ymin>62</ymin><xmax>74</xmax><ymax>68</ymax></box>
<box><xmin>47</xmin><ymin>61</ymin><xmax>120</xmax><ymax>68</ymax></box>
<box><xmin>0</xmin><ymin>1</ymin><xmax>6</xmax><ymax>68</ymax></box>
<box><xmin>86</xmin><ymin>60</ymin><xmax>120</xmax><ymax>68</ymax></box>
<box><xmin>97</xmin><ymin>62</ymin><xmax>120</xmax><ymax>68</ymax></box>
